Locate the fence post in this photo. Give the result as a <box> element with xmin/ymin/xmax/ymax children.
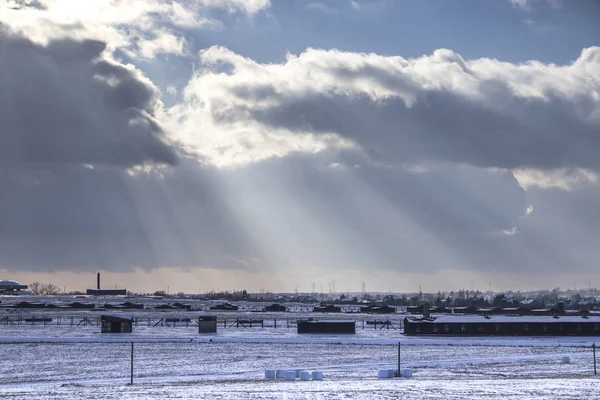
<box><xmin>130</xmin><ymin>342</ymin><xmax>134</xmax><ymax>385</ymax></box>
<box><xmin>594</xmin><ymin>343</ymin><xmax>597</xmax><ymax>376</ymax></box>
<box><xmin>397</xmin><ymin>342</ymin><xmax>401</xmax><ymax>377</ymax></box>
<box><xmin>274</xmin><ymin>318</ymin><xmax>277</xmax><ymax>329</ymax></box>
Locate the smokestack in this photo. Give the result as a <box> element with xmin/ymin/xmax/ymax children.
<box><xmin>97</xmin><ymin>272</ymin><xmax>100</xmax><ymax>290</ymax></box>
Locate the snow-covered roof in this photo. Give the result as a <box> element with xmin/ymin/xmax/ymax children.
<box><xmin>0</xmin><ymin>280</ymin><xmax>25</xmax><ymax>287</ymax></box>
<box><xmin>407</xmin><ymin>315</ymin><xmax>600</xmax><ymax>324</ymax></box>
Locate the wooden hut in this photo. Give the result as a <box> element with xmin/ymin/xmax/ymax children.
<box><xmin>313</xmin><ymin>304</ymin><xmax>341</xmax><ymax>313</ymax></box>
<box><xmin>360</xmin><ymin>304</ymin><xmax>396</xmax><ymax>314</ymax></box>
<box><xmin>100</xmin><ymin>315</ymin><xmax>133</xmax><ymax>333</ymax></box>
<box><xmin>209</xmin><ymin>302</ymin><xmax>238</xmax><ymax>311</ymax></box>
<box><xmin>265</xmin><ymin>303</ymin><xmax>287</xmax><ymax>312</ymax></box>
<box><xmin>198</xmin><ymin>316</ymin><xmax>218</xmax><ymax>333</ymax></box>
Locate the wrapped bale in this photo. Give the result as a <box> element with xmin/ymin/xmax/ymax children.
<box><xmin>299</xmin><ymin>371</ymin><xmax>311</xmax><ymax>381</ymax></box>
<box><xmin>284</xmin><ymin>371</ymin><xmax>297</xmax><ymax>381</ymax></box>
<box><xmin>264</xmin><ymin>369</ymin><xmax>276</xmax><ymax>379</ymax></box>
<box><xmin>312</xmin><ymin>371</ymin><xmax>324</xmax><ymax>381</ymax></box>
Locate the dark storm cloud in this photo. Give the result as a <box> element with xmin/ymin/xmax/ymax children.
<box><xmin>0</xmin><ymin>30</ymin><xmax>177</xmax><ymax>167</ymax></box>
<box><xmin>0</xmin><ymin>162</ymin><xmax>257</xmax><ymax>271</ymax></box>
<box><xmin>234</xmin><ymin>85</ymin><xmax>599</xmax><ymax>171</ymax></box>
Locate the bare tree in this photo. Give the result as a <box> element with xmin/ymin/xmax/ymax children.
<box><xmin>29</xmin><ymin>281</ymin><xmax>41</xmax><ymax>295</ymax></box>
<box><xmin>39</xmin><ymin>283</ymin><xmax>61</xmax><ymax>296</ymax></box>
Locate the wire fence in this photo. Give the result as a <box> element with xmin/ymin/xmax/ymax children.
<box><xmin>0</xmin><ymin>339</ymin><xmax>597</xmax><ymax>387</ymax></box>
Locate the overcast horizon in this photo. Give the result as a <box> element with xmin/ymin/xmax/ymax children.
<box><xmin>1</xmin><ymin>0</ymin><xmax>599</xmax><ymax>294</ymax></box>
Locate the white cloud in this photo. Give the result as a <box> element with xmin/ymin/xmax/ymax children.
<box><xmin>525</xmin><ymin>205</ymin><xmax>534</xmax><ymax>215</ymax></box>
<box><xmin>196</xmin><ymin>0</ymin><xmax>270</xmax><ymax>14</ymax></box>
<box><xmin>307</xmin><ymin>2</ymin><xmax>338</xmax><ymax>14</ymax></box>
<box><xmin>165</xmin><ymin>45</ymin><xmax>600</xmax><ymax>173</ymax></box>
<box><xmin>350</xmin><ymin>0</ymin><xmax>387</xmax><ymax>12</ymax></box>
<box><xmin>513</xmin><ymin>168</ymin><xmax>598</xmax><ymax>191</ymax></box>
<box><xmin>136</xmin><ymin>30</ymin><xmax>189</xmax><ymax>59</ymax></box>
<box><xmin>510</xmin><ymin>0</ymin><xmax>561</xmax><ymax>11</ymax></box>
<box><xmin>0</xmin><ymin>0</ymin><xmax>266</xmax><ymax>59</ymax></box>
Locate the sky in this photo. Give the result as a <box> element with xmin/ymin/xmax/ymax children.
<box><xmin>0</xmin><ymin>0</ymin><xmax>599</xmax><ymax>294</ymax></box>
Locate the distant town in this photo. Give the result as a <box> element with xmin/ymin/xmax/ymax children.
<box><xmin>2</xmin><ymin>278</ymin><xmax>599</xmax><ymax>312</ymax></box>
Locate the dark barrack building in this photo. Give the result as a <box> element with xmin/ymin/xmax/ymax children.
<box><xmin>404</xmin><ymin>316</ymin><xmax>600</xmax><ymax>336</ymax></box>
<box><xmin>297</xmin><ymin>320</ymin><xmax>356</xmax><ymax>334</ymax></box>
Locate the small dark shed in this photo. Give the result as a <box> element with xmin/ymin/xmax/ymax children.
<box><xmin>198</xmin><ymin>316</ymin><xmax>218</xmax><ymax>333</ymax></box>
<box><xmin>360</xmin><ymin>304</ymin><xmax>396</xmax><ymax>314</ymax></box>
<box><xmin>297</xmin><ymin>320</ymin><xmax>356</xmax><ymax>334</ymax></box>
<box><xmin>406</xmin><ymin>305</ymin><xmax>424</xmax><ymax>314</ymax></box>
<box><xmin>210</xmin><ymin>303</ymin><xmax>238</xmax><ymax>311</ymax></box>
<box><xmin>265</xmin><ymin>303</ymin><xmax>287</xmax><ymax>312</ymax></box>
<box><xmin>100</xmin><ymin>315</ymin><xmax>133</xmax><ymax>333</ymax></box>
<box><xmin>313</xmin><ymin>304</ymin><xmax>341</xmax><ymax>313</ymax></box>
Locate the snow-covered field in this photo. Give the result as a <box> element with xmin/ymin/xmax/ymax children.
<box><xmin>1</xmin><ymin>319</ymin><xmax>599</xmax><ymax>399</ymax></box>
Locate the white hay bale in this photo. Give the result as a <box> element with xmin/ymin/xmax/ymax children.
<box><xmin>402</xmin><ymin>368</ymin><xmax>413</xmax><ymax>378</ymax></box>
<box><xmin>284</xmin><ymin>370</ymin><xmax>297</xmax><ymax>381</ymax></box>
<box><xmin>378</xmin><ymin>369</ymin><xmax>390</xmax><ymax>379</ymax></box>
<box><xmin>275</xmin><ymin>369</ymin><xmax>286</xmax><ymax>379</ymax></box>
<box><xmin>295</xmin><ymin>368</ymin><xmax>303</xmax><ymax>377</ymax></box>
<box><xmin>561</xmin><ymin>356</ymin><xmax>571</xmax><ymax>364</ymax></box>
<box><xmin>312</xmin><ymin>371</ymin><xmax>323</xmax><ymax>381</ymax></box>
<box><xmin>299</xmin><ymin>371</ymin><xmax>311</xmax><ymax>381</ymax></box>
<box><xmin>264</xmin><ymin>369</ymin><xmax>276</xmax><ymax>379</ymax></box>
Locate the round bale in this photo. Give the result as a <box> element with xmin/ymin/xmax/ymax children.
<box><xmin>299</xmin><ymin>371</ymin><xmax>311</xmax><ymax>381</ymax></box>
<box><xmin>378</xmin><ymin>369</ymin><xmax>390</xmax><ymax>379</ymax></box>
<box><xmin>312</xmin><ymin>371</ymin><xmax>324</xmax><ymax>381</ymax></box>
<box><xmin>276</xmin><ymin>369</ymin><xmax>286</xmax><ymax>379</ymax></box>
<box><xmin>284</xmin><ymin>370</ymin><xmax>297</xmax><ymax>381</ymax></box>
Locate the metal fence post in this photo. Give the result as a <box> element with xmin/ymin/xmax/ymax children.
<box><xmin>130</xmin><ymin>342</ymin><xmax>134</xmax><ymax>385</ymax></box>
<box><xmin>594</xmin><ymin>343</ymin><xmax>597</xmax><ymax>376</ymax></box>
<box><xmin>397</xmin><ymin>342</ymin><xmax>401</xmax><ymax>377</ymax></box>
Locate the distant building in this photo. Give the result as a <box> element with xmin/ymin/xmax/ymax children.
<box><xmin>313</xmin><ymin>304</ymin><xmax>341</xmax><ymax>313</ymax></box>
<box><xmin>86</xmin><ymin>289</ymin><xmax>127</xmax><ymax>296</ymax></box>
<box><xmin>298</xmin><ymin>320</ymin><xmax>356</xmax><ymax>334</ymax></box>
<box><xmin>404</xmin><ymin>315</ymin><xmax>600</xmax><ymax>336</ymax></box>
<box><xmin>0</xmin><ymin>280</ymin><xmax>28</xmax><ymax>293</ymax></box>
<box><xmin>265</xmin><ymin>303</ymin><xmax>287</xmax><ymax>312</ymax></box>
<box><xmin>86</xmin><ymin>272</ymin><xmax>126</xmax><ymax>296</ymax></box>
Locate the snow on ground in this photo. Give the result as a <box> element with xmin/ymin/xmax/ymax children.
<box><xmin>1</xmin><ymin>319</ymin><xmax>599</xmax><ymax>399</ymax></box>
